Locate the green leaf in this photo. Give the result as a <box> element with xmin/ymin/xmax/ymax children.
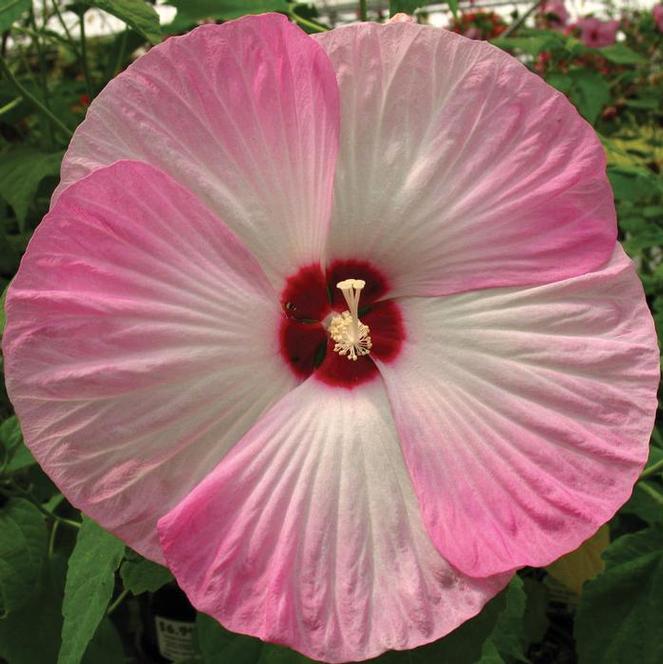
<box><xmin>57</xmin><ymin>517</ymin><xmax>125</xmax><ymax>664</ymax></box>
<box><xmin>575</xmin><ymin>526</ymin><xmax>663</xmax><ymax>664</ymax></box>
<box><xmin>0</xmin><ymin>415</ymin><xmax>22</xmax><ymax>454</ymax></box>
<box><xmin>522</xmin><ymin>577</ymin><xmax>549</xmax><ymax>647</ymax></box>
<box><xmin>622</xmin><ymin>448</ymin><xmax>663</xmax><ymax>524</ymax></box>
<box><xmin>0</xmin><ymin>498</ymin><xmax>48</xmax><ymax>616</ymax></box>
<box><xmin>166</xmin><ymin>0</ymin><xmax>288</xmax><ymax>29</ymax></box>
<box><xmin>389</xmin><ymin>1</ymin><xmax>429</xmax><ymax>15</ymax></box>
<box><xmin>0</xmin><ymin>559</ymin><xmax>122</xmax><ymax>664</ymax></box>
<box><xmin>0</xmin><ymin>282</ymin><xmax>8</xmax><ymax>339</ymax></box>
<box><xmin>0</xmin><ymin>0</ymin><xmax>31</xmax><ymax>32</ymax></box>
<box><xmin>258</xmin><ymin>644</ymin><xmax>316</xmax><ymax>664</ymax></box>
<box><xmin>567</xmin><ymin>68</ymin><xmax>611</xmax><ymax>124</ymax></box>
<box><xmin>196</xmin><ymin>614</ymin><xmax>264</xmax><ymax>664</ymax></box>
<box><xmin>81</xmin><ymin>618</ymin><xmax>126</xmax><ymax>664</ymax></box>
<box><xmin>622</xmin><ymin>483</ymin><xmax>663</xmax><ymax>525</ymax></box>
<box><xmin>608</xmin><ymin>168</ymin><xmax>656</xmax><ymax>202</ymax></box>
<box><xmin>120</xmin><ymin>554</ymin><xmax>173</xmax><ymax>595</ymax></box>
<box><xmin>599</xmin><ymin>43</ymin><xmax>646</xmax><ymax>65</ymax></box>
<box><xmin>0</xmin><ymin>415</ymin><xmax>36</xmax><ymax>472</ymax></box>
<box><xmin>0</xmin><ymin>148</ymin><xmax>62</xmax><ymax>232</ymax></box>
<box><xmin>477</xmin><ymin>576</ymin><xmax>527</xmax><ymax>663</ymax></box>
<box><xmin>0</xmin><ymin>554</ymin><xmax>67</xmax><ymax>664</ymax></box>
<box><xmin>624</xmin><ymin>97</ymin><xmax>662</xmax><ymax>111</ymax></box>
<box><xmin>546</xmin><ymin>71</ymin><xmax>573</xmax><ymax>94</ymax></box>
<box><xmin>493</xmin><ymin>34</ymin><xmax>561</xmax><ymax>56</ymax></box>
<box><xmin>197</xmin><ymin>614</ymin><xmax>313</xmax><ymax>663</ymax></box>
<box><xmin>81</xmin><ymin>0</ymin><xmax>161</xmax><ymax>43</ymax></box>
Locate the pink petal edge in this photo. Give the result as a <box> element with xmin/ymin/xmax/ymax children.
<box><xmin>158</xmin><ymin>380</ymin><xmax>510</xmax><ymax>663</ymax></box>
<box><xmin>376</xmin><ymin>246</ymin><xmax>659</xmax><ymax>577</ymax></box>
<box><xmin>3</xmin><ymin>160</ymin><xmax>296</xmax><ymax>561</ymax></box>
<box><xmin>53</xmin><ymin>13</ymin><xmax>340</xmax><ymax>288</ymax></box>
<box><xmin>315</xmin><ymin>22</ymin><xmax>616</xmax><ymax>298</ymax></box>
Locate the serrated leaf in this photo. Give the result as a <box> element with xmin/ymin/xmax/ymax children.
<box><xmin>120</xmin><ymin>555</ymin><xmax>173</xmax><ymax>595</ymax></box>
<box><xmin>166</xmin><ymin>0</ymin><xmax>288</xmax><ymax>30</ymax></box>
<box><xmin>0</xmin><ymin>0</ymin><xmax>31</xmax><ymax>31</ymax></box>
<box><xmin>547</xmin><ymin>525</ymin><xmax>609</xmax><ymax>595</ymax></box>
<box><xmin>0</xmin><ymin>148</ymin><xmax>62</xmax><ymax>231</ymax></box>
<box><xmin>81</xmin><ymin>0</ymin><xmax>161</xmax><ymax>43</ymax></box>
<box><xmin>0</xmin><ymin>498</ymin><xmax>48</xmax><ymax>616</ymax></box>
<box><xmin>57</xmin><ymin>517</ymin><xmax>125</xmax><ymax>664</ymax></box>
<box><xmin>599</xmin><ymin>43</ymin><xmax>646</xmax><ymax>65</ymax></box>
<box><xmin>575</xmin><ymin>526</ymin><xmax>663</xmax><ymax>664</ymax></box>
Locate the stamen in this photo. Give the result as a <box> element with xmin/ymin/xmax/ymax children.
<box><xmin>329</xmin><ymin>279</ymin><xmax>372</xmax><ymax>361</ymax></box>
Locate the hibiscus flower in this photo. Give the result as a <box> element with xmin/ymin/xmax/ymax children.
<box><xmin>654</xmin><ymin>5</ymin><xmax>663</xmax><ymax>33</ymax></box>
<box><xmin>576</xmin><ymin>17</ymin><xmax>620</xmax><ymax>48</ymax></box>
<box><xmin>538</xmin><ymin>0</ymin><xmax>569</xmax><ymax>29</ymax></box>
<box><xmin>3</xmin><ymin>13</ymin><xmax>658</xmax><ymax>663</ymax></box>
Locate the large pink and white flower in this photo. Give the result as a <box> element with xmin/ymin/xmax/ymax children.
<box><xmin>3</xmin><ymin>13</ymin><xmax>659</xmax><ymax>663</ymax></box>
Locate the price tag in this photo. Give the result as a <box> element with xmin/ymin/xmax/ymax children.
<box><xmin>155</xmin><ymin>616</ymin><xmax>196</xmax><ymax>661</ymax></box>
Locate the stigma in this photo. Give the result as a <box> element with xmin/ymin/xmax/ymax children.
<box><xmin>329</xmin><ymin>279</ymin><xmax>373</xmax><ymax>361</ymax></box>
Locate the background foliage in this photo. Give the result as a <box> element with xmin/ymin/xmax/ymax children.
<box><xmin>0</xmin><ymin>1</ymin><xmax>662</xmax><ymax>663</ymax></box>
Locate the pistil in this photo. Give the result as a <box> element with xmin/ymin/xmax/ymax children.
<box><xmin>329</xmin><ymin>279</ymin><xmax>373</xmax><ymax>361</ymax></box>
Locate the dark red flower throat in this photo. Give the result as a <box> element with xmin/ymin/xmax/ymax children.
<box><xmin>279</xmin><ymin>260</ymin><xmax>404</xmax><ymax>388</ymax></box>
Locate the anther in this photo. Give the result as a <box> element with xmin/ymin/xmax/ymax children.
<box><xmin>329</xmin><ymin>279</ymin><xmax>372</xmax><ymax>361</ymax></box>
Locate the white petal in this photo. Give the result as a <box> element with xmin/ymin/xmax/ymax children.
<box><xmin>159</xmin><ymin>380</ymin><xmax>508</xmax><ymax>662</ymax></box>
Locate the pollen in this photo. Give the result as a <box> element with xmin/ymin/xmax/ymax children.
<box><xmin>329</xmin><ymin>279</ymin><xmax>373</xmax><ymax>361</ymax></box>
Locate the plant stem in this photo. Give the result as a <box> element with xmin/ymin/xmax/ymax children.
<box><xmin>79</xmin><ymin>13</ymin><xmax>93</xmax><ymax>98</ymax></box>
<box><xmin>639</xmin><ymin>458</ymin><xmax>663</xmax><ymax>481</ymax></box>
<box><xmin>0</xmin><ymin>57</ymin><xmax>72</xmax><ymax>136</ymax></box>
<box><xmin>50</xmin><ymin>0</ymin><xmax>80</xmax><ymax>58</ymax></box>
<box><xmin>48</xmin><ymin>520</ymin><xmax>60</xmax><ymax>558</ymax></box>
<box><xmin>288</xmin><ymin>7</ymin><xmax>329</xmax><ymax>33</ymax></box>
<box><xmin>637</xmin><ymin>480</ymin><xmax>663</xmax><ymax>507</ymax></box>
<box><xmin>111</xmin><ymin>27</ymin><xmax>128</xmax><ymax>77</ymax></box>
<box><xmin>29</xmin><ymin>5</ymin><xmax>54</xmax><ymax>146</ymax></box>
<box><xmin>31</xmin><ymin>498</ymin><xmax>81</xmax><ymax>528</ymax></box>
<box><xmin>501</xmin><ymin>0</ymin><xmax>545</xmax><ymax>38</ymax></box>
<box><xmin>0</xmin><ymin>481</ymin><xmax>81</xmax><ymax>528</ymax></box>
<box><xmin>107</xmin><ymin>589</ymin><xmax>130</xmax><ymax>615</ymax></box>
<box><xmin>359</xmin><ymin>0</ymin><xmax>368</xmax><ymax>21</ymax></box>
<box><xmin>0</xmin><ymin>97</ymin><xmax>21</xmax><ymax>115</ymax></box>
